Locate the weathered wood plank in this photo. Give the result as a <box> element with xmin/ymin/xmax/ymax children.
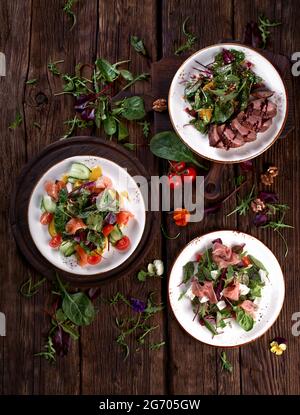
<box><xmin>161</xmin><ymin>0</ymin><xmax>241</xmax><ymax>395</ymax></box>
<box><xmin>234</xmin><ymin>0</ymin><xmax>300</xmax><ymax>395</ymax></box>
<box><xmin>80</xmin><ymin>0</ymin><xmax>165</xmax><ymax>395</ymax></box>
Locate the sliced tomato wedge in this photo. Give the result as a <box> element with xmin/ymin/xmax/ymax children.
<box><xmin>115</xmin><ymin>236</ymin><xmax>131</xmax><ymax>251</ymax></box>
<box><xmin>56</xmin><ymin>180</ymin><xmax>66</xmax><ymax>192</ymax></box>
<box><xmin>65</xmin><ymin>218</ymin><xmax>87</xmax><ymax>234</ymax></box>
<box><xmin>102</xmin><ymin>224</ymin><xmax>114</xmax><ymax>237</ymax></box>
<box><xmin>87</xmin><ymin>253</ymin><xmax>102</xmax><ymax>265</ymax></box>
<box><xmin>75</xmin><ymin>245</ymin><xmax>88</xmax><ymax>267</ymax></box>
<box><xmin>49</xmin><ymin>234</ymin><xmax>62</xmax><ymax>248</ymax></box>
<box><xmin>242</xmin><ymin>256</ymin><xmax>251</xmax><ymax>267</ymax></box>
<box><xmin>44</xmin><ymin>181</ymin><xmax>59</xmax><ymax>201</ymax></box>
<box><xmin>40</xmin><ymin>212</ymin><xmax>53</xmax><ymax>225</ymax></box>
<box><xmin>116</xmin><ymin>211</ymin><xmax>134</xmax><ymax>226</ymax></box>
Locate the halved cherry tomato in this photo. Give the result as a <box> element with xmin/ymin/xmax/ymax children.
<box><xmin>242</xmin><ymin>256</ymin><xmax>251</xmax><ymax>267</ymax></box>
<box><xmin>56</xmin><ymin>180</ymin><xmax>66</xmax><ymax>191</ymax></box>
<box><xmin>87</xmin><ymin>253</ymin><xmax>102</xmax><ymax>265</ymax></box>
<box><xmin>168</xmin><ymin>173</ymin><xmax>182</xmax><ymax>189</ymax></box>
<box><xmin>115</xmin><ymin>236</ymin><xmax>131</xmax><ymax>251</ymax></box>
<box><xmin>196</xmin><ymin>253</ymin><xmax>202</xmax><ymax>262</ymax></box>
<box><xmin>44</xmin><ymin>181</ymin><xmax>59</xmax><ymax>201</ymax></box>
<box><xmin>102</xmin><ymin>224</ymin><xmax>114</xmax><ymax>237</ymax></box>
<box><xmin>65</xmin><ymin>218</ymin><xmax>87</xmax><ymax>234</ymax></box>
<box><xmin>40</xmin><ymin>212</ymin><xmax>53</xmax><ymax>225</ymax></box>
<box><xmin>75</xmin><ymin>245</ymin><xmax>88</xmax><ymax>267</ymax></box>
<box><xmin>170</xmin><ymin>161</ymin><xmax>186</xmax><ymax>173</ymax></box>
<box><xmin>182</xmin><ymin>167</ymin><xmax>197</xmax><ymax>183</ymax></box>
<box><xmin>116</xmin><ymin>211</ymin><xmax>134</xmax><ymax>226</ymax></box>
<box><xmin>49</xmin><ymin>234</ymin><xmax>62</xmax><ymax>248</ymax></box>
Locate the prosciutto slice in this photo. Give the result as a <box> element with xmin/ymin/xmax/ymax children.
<box><xmin>191</xmin><ymin>279</ymin><xmax>218</xmax><ymax>304</ymax></box>
<box><xmin>222</xmin><ymin>281</ymin><xmax>240</xmax><ymax>301</ymax></box>
<box><xmin>212</xmin><ymin>242</ymin><xmax>241</xmax><ymax>269</ymax></box>
<box><xmin>240</xmin><ymin>300</ymin><xmax>257</xmax><ymax>319</ymax></box>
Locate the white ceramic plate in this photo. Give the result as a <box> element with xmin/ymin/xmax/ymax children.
<box><xmin>169</xmin><ymin>230</ymin><xmax>285</xmax><ymax>347</ymax></box>
<box><xmin>168</xmin><ymin>43</ymin><xmax>287</xmax><ymax>163</ymax></box>
<box><xmin>28</xmin><ymin>156</ymin><xmax>146</xmax><ymax>275</ymax></box>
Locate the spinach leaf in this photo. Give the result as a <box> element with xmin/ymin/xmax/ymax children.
<box><xmin>103</xmin><ymin>116</ymin><xmax>117</xmax><ymax>136</ymax></box>
<box><xmin>118</xmin><ymin>121</ymin><xmax>129</xmax><ymax>140</ymax></box>
<box><xmin>150</xmin><ymin>131</ymin><xmax>208</xmax><ymax>169</ymax></box>
<box><xmin>119</xmin><ymin>96</ymin><xmax>146</xmax><ymax>120</ymax></box>
<box><xmin>235</xmin><ymin>307</ymin><xmax>254</xmax><ymax>331</ymax></box>
<box><xmin>130</xmin><ymin>35</ymin><xmax>147</xmax><ymax>56</ymax></box>
<box><xmin>182</xmin><ymin>261</ymin><xmax>195</xmax><ymax>283</ymax></box>
<box><xmin>213</xmin><ymin>101</ymin><xmax>235</xmax><ymax>123</ymax></box>
<box><xmin>95</xmin><ymin>58</ymin><xmax>119</xmax><ymax>82</ymax></box>
<box><xmin>57</xmin><ymin>276</ymin><xmax>95</xmax><ymax>326</ymax></box>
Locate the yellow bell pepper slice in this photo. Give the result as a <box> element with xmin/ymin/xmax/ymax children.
<box><xmin>198</xmin><ymin>108</ymin><xmax>213</xmax><ymax>123</ymax></box>
<box><xmin>61</xmin><ymin>174</ymin><xmax>69</xmax><ymax>184</ymax></box>
<box><xmin>203</xmin><ymin>81</ymin><xmax>215</xmax><ymax>91</ymax></box>
<box><xmin>48</xmin><ymin>217</ymin><xmax>57</xmax><ymax>237</ymax></box>
<box><xmin>89</xmin><ymin>166</ymin><xmax>102</xmax><ymax>181</ymax></box>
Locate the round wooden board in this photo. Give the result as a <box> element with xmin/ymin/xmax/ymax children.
<box><xmin>10</xmin><ymin>136</ymin><xmax>157</xmax><ymax>287</ymax></box>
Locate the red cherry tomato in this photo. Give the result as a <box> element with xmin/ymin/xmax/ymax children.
<box><xmin>115</xmin><ymin>236</ymin><xmax>131</xmax><ymax>251</ymax></box>
<box><xmin>196</xmin><ymin>253</ymin><xmax>202</xmax><ymax>262</ymax></box>
<box><xmin>116</xmin><ymin>211</ymin><xmax>134</xmax><ymax>226</ymax></box>
<box><xmin>87</xmin><ymin>253</ymin><xmax>102</xmax><ymax>265</ymax></box>
<box><xmin>168</xmin><ymin>173</ymin><xmax>182</xmax><ymax>189</ymax></box>
<box><xmin>170</xmin><ymin>161</ymin><xmax>186</xmax><ymax>173</ymax></box>
<box><xmin>102</xmin><ymin>224</ymin><xmax>114</xmax><ymax>237</ymax></box>
<box><xmin>40</xmin><ymin>212</ymin><xmax>53</xmax><ymax>225</ymax></box>
<box><xmin>49</xmin><ymin>234</ymin><xmax>62</xmax><ymax>248</ymax></box>
<box><xmin>182</xmin><ymin>167</ymin><xmax>197</xmax><ymax>183</ymax></box>
<box><xmin>242</xmin><ymin>256</ymin><xmax>251</xmax><ymax>267</ymax></box>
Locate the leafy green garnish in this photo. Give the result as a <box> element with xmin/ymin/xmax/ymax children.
<box><xmin>182</xmin><ymin>261</ymin><xmax>195</xmax><ymax>283</ymax></box>
<box><xmin>9</xmin><ymin>111</ymin><xmax>22</xmax><ymax>130</ymax></box>
<box><xmin>63</xmin><ymin>0</ymin><xmax>77</xmax><ymax>31</ymax></box>
<box><xmin>20</xmin><ymin>277</ymin><xmax>46</xmax><ymax>298</ymax></box>
<box><xmin>130</xmin><ymin>35</ymin><xmax>147</xmax><ymax>56</ymax></box>
<box><xmin>220</xmin><ymin>352</ymin><xmax>233</xmax><ymax>373</ymax></box>
<box><xmin>26</xmin><ymin>78</ymin><xmax>38</xmax><ymax>85</ymax></box>
<box><xmin>139</xmin><ymin>120</ymin><xmax>150</xmax><ymax>138</ymax></box>
<box><xmin>149</xmin><ymin>341</ymin><xmax>165</xmax><ymax>350</ymax></box>
<box><xmin>34</xmin><ymin>335</ymin><xmax>56</xmax><ymax>363</ymax></box>
<box><xmin>48</xmin><ymin>60</ymin><xmax>64</xmax><ymax>76</ymax></box>
<box><xmin>175</xmin><ymin>17</ymin><xmax>197</xmax><ymax>55</ymax></box>
<box><xmin>227</xmin><ymin>185</ymin><xmax>255</xmax><ymax>216</ymax></box>
<box><xmin>122</xmin><ymin>72</ymin><xmax>150</xmax><ymax>91</ymax></box>
<box><xmin>118</xmin><ymin>96</ymin><xmax>146</xmax><ymax>120</ymax></box>
<box><xmin>234</xmin><ymin>307</ymin><xmax>254</xmax><ymax>331</ymax></box>
<box><xmin>160</xmin><ymin>224</ymin><xmax>180</xmax><ymax>240</ymax></box>
<box><xmin>258</xmin><ymin>15</ymin><xmax>281</xmax><ymax>49</ymax></box>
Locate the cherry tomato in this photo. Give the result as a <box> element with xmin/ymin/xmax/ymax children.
<box><xmin>182</xmin><ymin>167</ymin><xmax>197</xmax><ymax>183</ymax></box>
<box><xmin>87</xmin><ymin>253</ymin><xmax>102</xmax><ymax>265</ymax></box>
<box><xmin>56</xmin><ymin>180</ymin><xmax>66</xmax><ymax>192</ymax></box>
<box><xmin>102</xmin><ymin>224</ymin><xmax>114</xmax><ymax>237</ymax></box>
<box><xmin>196</xmin><ymin>253</ymin><xmax>202</xmax><ymax>262</ymax></box>
<box><xmin>242</xmin><ymin>256</ymin><xmax>251</xmax><ymax>267</ymax></box>
<box><xmin>49</xmin><ymin>234</ymin><xmax>62</xmax><ymax>248</ymax></box>
<box><xmin>115</xmin><ymin>236</ymin><xmax>131</xmax><ymax>251</ymax></box>
<box><xmin>116</xmin><ymin>211</ymin><xmax>134</xmax><ymax>226</ymax></box>
<box><xmin>40</xmin><ymin>212</ymin><xmax>53</xmax><ymax>225</ymax></box>
<box><xmin>168</xmin><ymin>173</ymin><xmax>182</xmax><ymax>189</ymax></box>
<box><xmin>170</xmin><ymin>161</ymin><xmax>186</xmax><ymax>173</ymax></box>
<box><xmin>75</xmin><ymin>245</ymin><xmax>88</xmax><ymax>267</ymax></box>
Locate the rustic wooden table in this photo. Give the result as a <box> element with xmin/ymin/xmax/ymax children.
<box><xmin>1</xmin><ymin>0</ymin><xmax>300</xmax><ymax>395</ymax></box>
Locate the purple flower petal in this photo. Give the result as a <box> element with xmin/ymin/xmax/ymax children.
<box><xmin>104</xmin><ymin>212</ymin><xmax>117</xmax><ymax>225</ymax></box>
<box><xmin>273</xmin><ymin>336</ymin><xmax>287</xmax><ymax>345</ymax></box>
<box><xmin>253</xmin><ymin>213</ymin><xmax>269</xmax><ymax>227</ymax></box>
<box><xmin>257</xmin><ymin>191</ymin><xmax>279</xmax><ymax>204</ymax></box>
<box><xmin>81</xmin><ymin>108</ymin><xmax>95</xmax><ymax>121</ymax></box>
<box><xmin>130</xmin><ymin>297</ymin><xmax>146</xmax><ymax>313</ymax></box>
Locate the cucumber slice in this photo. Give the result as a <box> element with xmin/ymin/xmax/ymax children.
<box><xmin>41</xmin><ymin>195</ymin><xmax>56</xmax><ymax>213</ymax></box>
<box><xmin>68</xmin><ymin>162</ymin><xmax>91</xmax><ymax>180</ymax></box>
<box><xmin>59</xmin><ymin>240</ymin><xmax>76</xmax><ymax>257</ymax></box>
<box><xmin>109</xmin><ymin>225</ymin><xmax>123</xmax><ymax>244</ymax></box>
<box><xmin>67</xmin><ymin>177</ymin><xmax>76</xmax><ymax>184</ymax></box>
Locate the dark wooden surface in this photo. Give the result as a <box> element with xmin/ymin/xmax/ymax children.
<box><xmin>0</xmin><ymin>0</ymin><xmax>300</xmax><ymax>395</ymax></box>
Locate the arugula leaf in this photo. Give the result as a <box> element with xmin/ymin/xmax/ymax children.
<box><xmin>9</xmin><ymin>111</ymin><xmax>22</xmax><ymax>130</ymax></box>
<box><xmin>20</xmin><ymin>277</ymin><xmax>46</xmax><ymax>298</ymax></box>
<box><xmin>63</xmin><ymin>0</ymin><xmax>77</xmax><ymax>31</ymax></box>
<box><xmin>150</xmin><ymin>131</ymin><xmax>208</xmax><ymax>169</ymax></box>
<box><xmin>149</xmin><ymin>341</ymin><xmax>165</xmax><ymax>350</ymax></box>
<box><xmin>175</xmin><ymin>17</ymin><xmax>197</xmax><ymax>55</ymax></box>
<box><xmin>130</xmin><ymin>35</ymin><xmax>147</xmax><ymax>56</ymax></box>
<box><xmin>139</xmin><ymin>120</ymin><xmax>150</xmax><ymax>138</ymax></box>
<box><xmin>203</xmin><ymin>317</ymin><xmax>218</xmax><ymax>336</ymax></box>
<box><xmin>220</xmin><ymin>352</ymin><xmax>233</xmax><ymax>373</ymax></box>
<box><xmin>248</xmin><ymin>255</ymin><xmax>269</xmax><ymax>274</ymax></box>
<box><xmin>26</xmin><ymin>78</ymin><xmax>38</xmax><ymax>85</ymax></box>
<box><xmin>182</xmin><ymin>261</ymin><xmax>194</xmax><ymax>283</ymax></box>
<box><xmin>48</xmin><ymin>60</ymin><xmax>64</xmax><ymax>76</ymax></box>
<box><xmin>119</xmin><ymin>96</ymin><xmax>146</xmax><ymax>120</ymax></box>
<box><xmin>122</xmin><ymin>72</ymin><xmax>150</xmax><ymax>91</ymax></box>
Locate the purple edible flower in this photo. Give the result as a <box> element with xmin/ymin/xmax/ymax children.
<box><xmin>81</xmin><ymin>107</ymin><xmax>95</xmax><ymax>121</ymax></box>
<box><xmin>222</xmin><ymin>48</ymin><xmax>235</xmax><ymax>64</ymax></box>
<box><xmin>253</xmin><ymin>213</ymin><xmax>269</xmax><ymax>227</ymax></box>
<box><xmin>52</xmin><ymin>326</ymin><xmax>71</xmax><ymax>357</ymax></box>
<box><xmin>130</xmin><ymin>297</ymin><xmax>146</xmax><ymax>313</ymax></box>
<box><xmin>273</xmin><ymin>336</ymin><xmax>287</xmax><ymax>345</ymax></box>
<box><xmin>104</xmin><ymin>212</ymin><xmax>117</xmax><ymax>225</ymax></box>
<box><xmin>257</xmin><ymin>191</ymin><xmax>279</xmax><ymax>204</ymax></box>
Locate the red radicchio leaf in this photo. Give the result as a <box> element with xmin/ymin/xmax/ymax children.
<box><xmin>244</xmin><ymin>21</ymin><xmax>263</xmax><ymax>48</ymax></box>
<box><xmin>52</xmin><ymin>326</ymin><xmax>71</xmax><ymax>357</ymax></box>
<box><xmin>215</xmin><ymin>275</ymin><xmax>225</xmax><ymax>301</ymax></box>
<box><xmin>222</xmin><ymin>48</ymin><xmax>235</xmax><ymax>64</ymax></box>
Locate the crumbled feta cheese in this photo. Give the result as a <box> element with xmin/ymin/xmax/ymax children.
<box><xmin>153</xmin><ymin>259</ymin><xmax>164</xmax><ymax>276</ymax></box>
<box><xmin>200</xmin><ymin>295</ymin><xmax>209</xmax><ymax>303</ymax></box>
<box><xmin>185</xmin><ymin>286</ymin><xmax>195</xmax><ymax>301</ymax></box>
<box><xmin>66</xmin><ymin>182</ymin><xmax>73</xmax><ymax>193</ymax></box>
<box><xmin>239</xmin><ymin>283</ymin><xmax>250</xmax><ymax>296</ymax></box>
<box><xmin>210</xmin><ymin>270</ymin><xmax>219</xmax><ymax>280</ymax></box>
<box><xmin>259</xmin><ymin>269</ymin><xmax>268</xmax><ymax>281</ymax></box>
<box><xmin>216</xmin><ymin>300</ymin><xmax>227</xmax><ymax>311</ymax></box>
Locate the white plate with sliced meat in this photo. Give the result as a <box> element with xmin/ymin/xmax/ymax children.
<box><xmin>168</xmin><ymin>43</ymin><xmax>287</xmax><ymax>163</ymax></box>
<box><xmin>168</xmin><ymin>231</ymin><xmax>285</xmax><ymax>347</ymax></box>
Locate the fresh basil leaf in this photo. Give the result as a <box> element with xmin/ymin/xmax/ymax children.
<box><xmin>150</xmin><ymin>131</ymin><xmax>208</xmax><ymax>169</ymax></box>
<box><xmin>95</xmin><ymin>58</ymin><xmax>119</xmax><ymax>82</ymax></box>
<box><xmin>120</xmin><ymin>96</ymin><xmax>146</xmax><ymax>120</ymax></box>
<box><xmin>235</xmin><ymin>307</ymin><xmax>254</xmax><ymax>331</ymax></box>
<box><xmin>182</xmin><ymin>261</ymin><xmax>194</xmax><ymax>283</ymax></box>
<box><xmin>103</xmin><ymin>116</ymin><xmax>117</xmax><ymax>136</ymax></box>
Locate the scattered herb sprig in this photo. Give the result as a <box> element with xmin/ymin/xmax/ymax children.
<box><xmin>227</xmin><ymin>185</ymin><xmax>255</xmax><ymax>216</ymax></box>
<box><xmin>63</xmin><ymin>0</ymin><xmax>77</xmax><ymax>31</ymax></box>
<box><xmin>258</xmin><ymin>15</ymin><xmax>281</xmax><ymax>49</ymax></box>
<box><xmin>20</xmin><ymin>277</ymin><xmax>46</xmax><ymax>298</ymax></box>
<box><xmin>139</xmin><ymin>120</ymin><xmax>150</xmax><ymax>138</ymax></box>
<box><xmin>130</xmin><ymin>35</ymin><xmax>148</xmax><ymax>56</ymax></box>
<box><xmin>220</xmin><ymin>352</ymin><xmax>233</xmax><ymax>373</ymax></box>
<box><xmin>161</xmin><ymin>224</ymin><xmax>180</xmax><ymax>240</ymax></box>
<box><xmin>8</xmin><ymin>111</ymin><xmax>23</xmax><ymax>130</ymax></box>
<box><xmin>26</xmin><ymin>78</ymin><xmax>38</xmax><ymax>85</ymax></box>
<box><xmin>48</xmin><ymin>60</ymin><xmax>64</xmax><ymax>76</ymax></box>
<box><xmin>175</xmin><ymin>17</ymin><xmax>197</xmax><ymax>56</ymax></box>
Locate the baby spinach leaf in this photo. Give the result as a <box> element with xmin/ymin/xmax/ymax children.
<box><xmin>95</xmin><ymin>58</ymin><xmax>119</xmax><ymax>82</ymax></box>
<box><xmin>235</xmin><ymin>307</ymin><xmax>254</xmax><ymax>331</ymax></box>
<box><xmin>118</xmin><ymin>121</ymin><xmax>129</xmax><ymax>141</ymax></box>
<box><xmin>120</xmin><ymin>96</ymin><xmax>146</xmax><ymax>120</ymax></box>
<box><xmin>103</xmin><ymin>116</ymin><xmax>117</xmax><ymax>136</ymax></box>
<box><xmin>150</xmin><ymin>131</ymin><xmax>207</xmax><ymax>169</ymax></box>
<box><xmin>213</xmin><ymin>101</ymin><xmax>235</xmax><ymax>123</ymax></box>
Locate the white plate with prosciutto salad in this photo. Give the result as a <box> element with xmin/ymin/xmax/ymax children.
<box><xmin>168</xmin><ymin>43</ymin><xmax>287</xmax><ymax>163</ymax></box>
<box><xmin>169</xmin><ymin>231</ymin><xmax>285</xmax><ymax>347</ymax></box>
<box><xmin>28</xmin><ymin>156</ymin><xmax>146</xmax><ymax>275</ymax></box>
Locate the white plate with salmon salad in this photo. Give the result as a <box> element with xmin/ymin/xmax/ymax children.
<box><xmin>168</xmin><ymin>230</ymin><xmax>285</xmax><ymax>347</ymax></box>
<box><xmin>28</xmin><ymin>155</ymin><xmax>146</xmax><ymax>275</ymax></box>
<box><xmin>168</xmin><ymin>43</ymin><xmax>287</xmax><ymax>163</ymax></box>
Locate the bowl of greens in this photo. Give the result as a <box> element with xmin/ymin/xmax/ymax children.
<box><xmin>168</xmin><ymin>230</ymin><xmax>285</xmax><ymax>347</ymax></box>
<box><xmin>168</xmin><ymin>43</ymin><xmax>287</xmax><ymax>163</ymax></box>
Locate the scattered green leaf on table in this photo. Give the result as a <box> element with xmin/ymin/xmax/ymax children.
<box><xmin>175</xmin><ymin>17</ymin><xmax>197</xmax><ymax>55</ymax></box>
<box><xmin>9</xmin><ymin>111</ymin><xmax>22</xmax><ymax>130</ymax></box>
<box><xmin>130</xmin><ymin>35</ymin><xmax>147</xmax><ymax>56</ymax></box>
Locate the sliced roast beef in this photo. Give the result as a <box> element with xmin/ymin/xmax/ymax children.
<box><xmin>251</xmin><ymin>88</ymin><xmax>274</xmax><ymax>99</ymax></box>
<box><xmin>231</xmin><ymin>118</ymin><xmax>257</xmax><ymax>142</ymax></box>
<box><xmin>264</xmin><ymin>100</ymin><xmax>277</xmax><ymax>118</ymax></box>
<box><xmin>260</xmin><ymin>118</ymin><xmax>273</xmax><ymax>132</ymax></box>
<box><xmin>208</xmin><ymin>125</ymin><xmax>221</xmax><ymax>147</ymax></box>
